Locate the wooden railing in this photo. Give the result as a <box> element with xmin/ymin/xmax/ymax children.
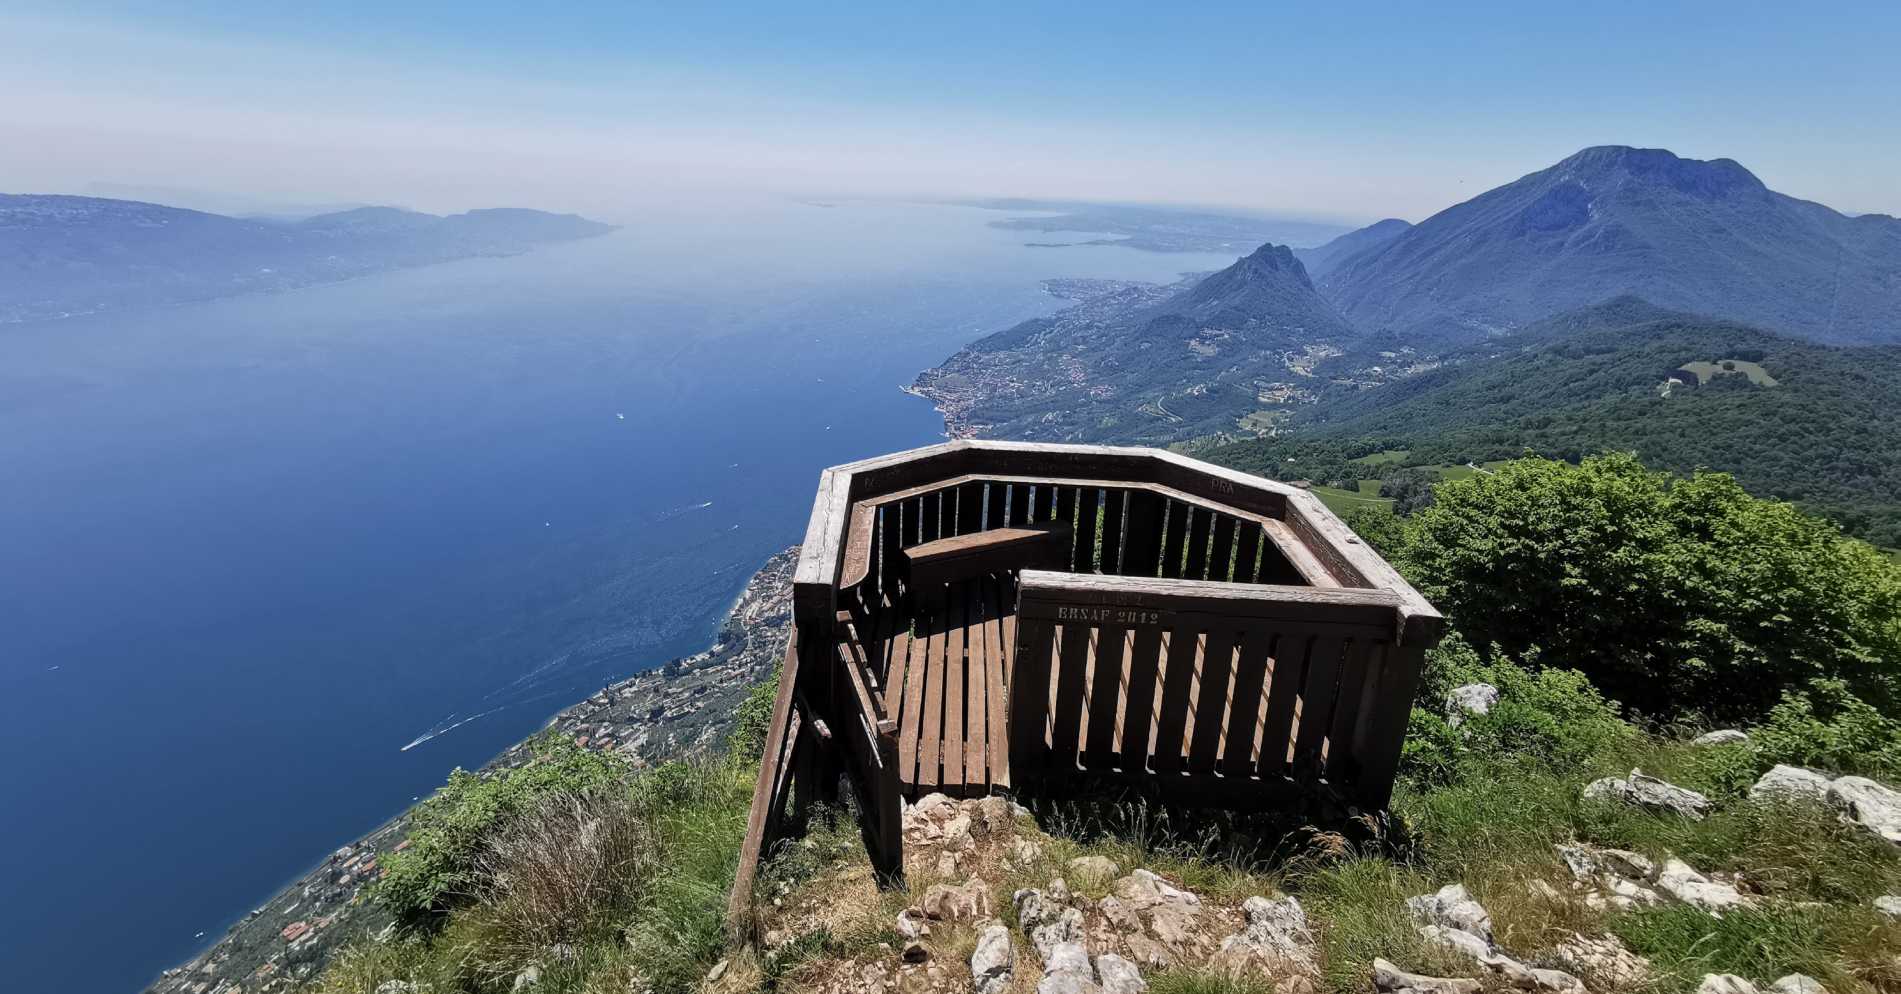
<box><xmin>1008</xmin><ymin>571</ymin><xmax>1422</xmax><ymax>809</ymax></box>
<box><xmin>728</xmin><ymin>441</ymin><xmax>1442</xmax><ymax>925</ymax></box>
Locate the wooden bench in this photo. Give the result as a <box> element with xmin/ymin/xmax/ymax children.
<box><xmin>904</xmin><ymin>522</ymin><xmax>1071</xmax><ymax>602</ymax></box>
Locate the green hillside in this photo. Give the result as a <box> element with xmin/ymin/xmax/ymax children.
<box><xmin>1207</xmin><ymin>299</ymin><xmax>1901</xmax><ymax>545</ymax></box>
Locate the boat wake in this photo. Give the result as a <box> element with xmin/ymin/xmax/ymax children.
<box><xmin>400</xmin><ymin>706</ymin><xmax>506</xmax><ymax>752</ymax></box>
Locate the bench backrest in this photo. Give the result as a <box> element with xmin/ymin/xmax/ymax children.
<box><xmin>1008</xmin><ymin>570</ymin><xmax>1424</xmax><ymax>809</ymax></box>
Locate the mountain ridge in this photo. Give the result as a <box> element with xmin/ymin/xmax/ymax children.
<box><xmin>1316</xmin><ymin>145</ymin><xmax>1901</xmax><ymax>346</ymax></box>
<box><xmin>0</xmin><ymin>194</ymin><xmax>618</xmax><ymax>324</ymax></box>
<box><xmin>910</xmin><ymin>241</ymin><xmax>1355</xmax><ymax>443</ymax></box>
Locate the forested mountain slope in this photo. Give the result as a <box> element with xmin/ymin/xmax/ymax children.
<box><xmin>910</xmin><ymin>243</ymin><xmax>1357</xmax><ymax>443</ymax></box>
<box><xmin>1208</xmin><ymin>299</ymin><xmax>1901</xmax><ymax>544</ymax></box>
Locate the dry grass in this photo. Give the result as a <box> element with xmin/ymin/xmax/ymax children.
<box><xmin>469</xmin><ymin>792</ymin><xmax>657</xmax><ymax>962</ymax></box>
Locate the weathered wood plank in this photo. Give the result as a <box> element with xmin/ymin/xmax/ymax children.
<box><xmin>1015</xmin><ymin>571</ymin><xmax>1402</xmax><ymax>630</ymax></box>
<box><xmin>895</xmin><ymin>620</ymin><xmax>924</xmax><ymax>785</ymax></box>
<box><xmin>1258</xmin><ymin>634</ymin><xmax>1309</xmax><ymax>776</ymax></box>
<box><xmin>1074</xmin><ymin>487</ymin><xmax>1100</xmax><ymax>574</ymax></box>
<box><xmin>1008</xmin><ymin>619</ymin><xmax>1056</xmax><ymax>781</ymax></box>
<box><xmin>1352</xmin><ymin>644</ymin><xmax>1424</xmax><ymax>807</ymax></box>
<box><xmin>1151</xmin><ymin>628</ymin><xmax>1200</xmax><ymax>773</ymax></box>
<box><xmin>1084</xmin><ymin>625</ymin><xmax>1127</xmax><ymax>768</ymax></box>
<box><xmin>942</xmin><ymin>584</ymin><xmax>967</xmax><ymax>792</ymax></box>
<box><xmin>1051</xmin><ymin>623</ymin><xmax>1091</xmax><ymax>769</ymax></box>
<box><xmin>1118</xmin><ymin>626</ymin><xmax>1164</xmax><ymax>772</ymax></box>
<box><xmin>1292</xmin><ymin>635</ymin><xmax>1346</xmax><ymax>776</ymax></box>
<box><xmin>917</xmin><ymin>597</ymin><xmax>947</xmax><ymax>790</ymax></box>
<box><xmin>1327</xmin><ymin>638</ymin><xmax>1378</xmax><ymax>780</ymax></box>
<box><xmin>1222</xmin><ymin>629</ymin><xmax>1273</xmax><ymax>776</ymax></box>
<box><xmin>726</xmin><ymin>630</ymin><xmax>802</xmax><ymax>930</ymax></box>
<box><xmin>1187</xmin><ymin>626</ymin><xmax>1238</xmax><ymax>772</ymax></box>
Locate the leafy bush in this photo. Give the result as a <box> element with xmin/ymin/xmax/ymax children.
<box><xmin>1750</xmin><ymin>678</ymin><xmax>1901</xmax><ymax>781</ymax></box>
<box><xmin>376</xmin><ymin>735</ymin><xmax>630</xmax><ymax>920</ymax></box>
<box><xmin>1399</xmin><ymin>454</ymin><xmax>1901</xmax><ymax>722</ymax></box>
<box><xmin>1402</xmin><ymin>636</ymin><xmax>1634</xmax><ymax>787</ymax></box>
<box><xmin>726</xmin><ymin>667</ymin><xmax>781</xmax><ymax>760</ymax></box>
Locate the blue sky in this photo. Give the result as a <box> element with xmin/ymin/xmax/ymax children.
<box><xmin>2</xmin><ymin>2</ymin><xmax>1896</xmax><ymax>221</ymax></box>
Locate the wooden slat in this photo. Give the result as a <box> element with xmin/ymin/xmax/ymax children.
<box><xmin>991</xmin><ymin>573</ymin><xmax>1017</xmax><ymax>788</ymax></box>
<box><xmin>1008</xmin><ymin>483</ymin><xmax>1031</xmax><ymax>526</ymax></box>
<box><xmin>1008</xmin><ymin>619</ymin><xmax>1056</xmax><ymax>780</ymax></box>
<box><xmin>1352</xmin><ymin>645</ymin><xmax>1425</xmax><ymax>807</ymax></box>
<box><xmin>895</xmin><ymin>618</ymin><xmax>924</xmax><ymax>785</ymax></box>
<box><xmin>1043</xmin><ymin>482</ymin><xmax>1060</xmax><ymax>523</ymax></box>
<box><xmin>941</xmin><ymin>584</ymin><xmax>967</xmax><ymax>792</ymax></box>
<box><xmin>1184</xmin><ymin>505</ymin><xmax>1211</xmax><ymax>580</ymax></box>
<box><xmin>1051</xmin><ymin>623</ymin><xmax>1091</xmax><ymax>769</ymax></box>
<box><xmin>1258</xmin><ymin>634</ymin><xmax>1309</xmax><ymax>776</ymax></box>
<box><xmin>1099</xmin><ymin>488</ymin><xmax>1126</xmax><ymax>576</ymax></box>
<box><xmin>880</xmin><ymin>505</ymin><xmax>904</xmax><ymax>602</ymax></box>
<box><xmin>1222</xmin><ymin>630</ymin><xmax>1273</xmax><ymax>776</ymax></box>
<box><xmin>1327</xmin><ymin>639</ymin><xmax>1378</xmax><ymax>780</ymax></box>
<box><xmin>1234</xmin><ymin>522</ymin><xmax>1262</xmax><ymax>585</ymax></box>
<box><xmin>1208</xmin><ymin>515</ymin><xmax>1236</xmax><ymax>583</ymax></box>
<box><xmin>1118</xmin><ymin>627</ymin><xmax>1164</xmax><ymax>772</ymax></box>
<box><xmin>1160</xmin><ymin>501</ymin><xmax>1189</xmax><ymax>579</ymax></box>
<box><xmin>1151</xmin><ymin>628</ymin><xmax>1200</xmax><ymax>773</ymax></box>
<box><xmin>1292</xmin><ymin>636</ymin><xmax>1346</xmax><ymax>776</ymax></box>
<box><xmin>726</xmin><ymin>631</ymin><xmax>803</xmax><ymax>927</ymax></box>
<box><xmin>965</xmin><ymin>579</ymin><xmax>990</xmax><ymax>789</ymax></box>
<box><xmin>1187</xmin><ymin>626</ymin><xmax>1238</xmax><ymax>771</ymax></box>
<box><xmin>1121</xmin><ymin>490</ymin><xmax>1165</xmax><ymax>578</ymax></box>
<box><xmin>1084</xmin><ymin>625</ymin><xmax>1127</xmax><ymax>768</ymax></box>
<box><xmin>986</xmin><ymin>481</ymin><xmax>1007</xmax><ymax>531</ymax></box>
<box><xmin>917</xmin><ymin>597</ymin><xmax>947</xmax><ymax>789</ymax></box>
<box><xmin>1074</xmin><ymin>487</ymin><xmax>1100</xmax><ymax>573</ymax></box>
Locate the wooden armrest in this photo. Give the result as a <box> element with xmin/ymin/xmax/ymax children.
<box><xmin>905</xmin><ymin>522</ymin><xmax>1071</xmax><ymax>592</ymax></box>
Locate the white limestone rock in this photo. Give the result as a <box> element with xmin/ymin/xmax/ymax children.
<box><xmin>970</xmin><ymin>924</ymin><xmax>1015</xmax><ymax>994</ymax></box>
<box><xmin>1749</xmin><ymin>765</ymin><xmax>1832</xmax><ymax>804</ymax></box>
<box><xmin>1828</xmin><ymin>775</ymin><xmax>1901</xmax><ymax>844</ymax></box>
<box><xmin>1694</xmin><ymin>729</ymin><xmax>1749</xmax><ymax>745</ymax></box>
<box><xmin>1445</xmin><ymin>683</ymin><xmax>1499</xmax><ymax>726</ymax></box>
<box><xmin>1372</xmin><ymin>958</ymin><xmax>1480</xmax><ymax>994</ymax></box>
<box><xmin>1583</xmin><ymin>769</ymin><xmax>1713</xmax><ymax>819</ymax></box>
<box><xmin>1095</xmin><ymin>953</ymin><xmax>1148</xmax><ymax>994</ymax></box>
<box><xmin>1698</xmin><ymin>974</ymin><xmax>1760</xmax><ymax>994</ymax></box>
<box><xmin>1406</xmin><ymin>883</ymin><xmax>1495</xmax><ymax>945</ymax></box>
<box><xmin>1768</xmin><ymin>974</ymin><xmax>1827</xmax><ymax>994</ymax></box>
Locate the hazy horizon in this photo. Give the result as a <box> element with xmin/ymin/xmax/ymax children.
<box><xmin>4</xmin><ymin>4</ymin><xmax>1899</xmax><ymax>225</ymax></box>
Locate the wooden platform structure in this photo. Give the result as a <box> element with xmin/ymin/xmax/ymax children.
<box><xmin>729</xmin><ymin>441</ymin><xmax>1442</xmax><ymax>914</ymax></box>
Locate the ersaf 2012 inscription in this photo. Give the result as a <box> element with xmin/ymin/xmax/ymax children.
<box><xmin>1055</xmin><ymin>605</ymin><xmax>1163</xmax><ymax>627</ymax></box>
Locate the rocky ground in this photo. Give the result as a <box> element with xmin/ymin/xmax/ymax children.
<box><xmin>143</xmin><ymin>549</ymin><xmax>798</xmax><ymax>994</ymax></box>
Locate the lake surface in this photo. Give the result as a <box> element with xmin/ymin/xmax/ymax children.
<box><xmin>0</xmin><ymin>200</ymin><xmax>1244</xmax><ymax>992</ymax></box>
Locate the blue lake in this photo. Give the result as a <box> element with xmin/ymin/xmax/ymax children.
<box><xmin>0</xmin><ymin>200</ymin><xmax>1243</xmax><ymax>992</ymax></box>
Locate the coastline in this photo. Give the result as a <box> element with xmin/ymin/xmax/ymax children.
<box><xmin>145</xmin><ymin>548</ymin><xmax>798</xmax><ymax>994</ymax></box>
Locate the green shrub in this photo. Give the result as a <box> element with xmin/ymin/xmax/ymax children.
<box><xmin>1751</xmin><ymin>678</ymin><xmax>1901</xmax><ymax>781</ymax></box>
<box><xmin>726</xmin><ymin>667</ymin><xmax>781</xmax><ymax>760</ymax></box>
<box><xmin>1400</xmin><ymin>454</ymin><xmax>1901</xmax><ymax>723</ymax></box>
<box><xmin>1401</xmin><ymin>643</ymin><xmax>1634</xmax><ymax>787</ymax></box>
<box><xmin>376</xmin><ymin>735</ymin><xmax>630</xmax><ymax>920</ymax></box>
